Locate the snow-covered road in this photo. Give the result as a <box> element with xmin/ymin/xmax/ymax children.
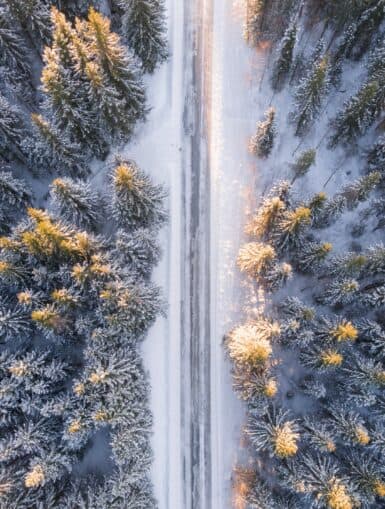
<box><xmin>129</xmin><ymin>0</ymin><xmax>269</xmax><ymax>507</ymax></box>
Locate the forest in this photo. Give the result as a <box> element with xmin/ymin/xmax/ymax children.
<box><xmin>229</xmin><ymin>1</ymin><xmax>385</xmax><ymax>508</ymax></box>
<box><xmin>0</xmin><ymin>0</ymin><xmax>167</xmax><ymax>507</ymax></box>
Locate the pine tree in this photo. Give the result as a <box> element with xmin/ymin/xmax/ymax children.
<box><xmin>327</xmin><ymin>251</ymin><xmax>367</xmax><ymax>279</ymax></box>
<box><xmin>114</xmin><ymin>228</ymin><xmax>161</xmax><ymax>278</ymax></box>
<box><xmin>0</xmin><ymin>171</ymin><xmax>31</xmax><ymax>212</ymax></box>
<box><xmin>327</xmin><ymin>405</ymin><xmax>371</xmax><ymax>447</ymax></box>
<box><xmin>49</xmin><ymin>177</ymin><xmax>103</xmax><ymax>230</ymax></box>
<box><xmin>0</xmin><ymin>8</ymin><xmax>32</xmax><ymax>91</ymax></box>
<box><xmin>340</xmin><ymin>172</ymin><xmax>380</xmax><ymax>208</ymax></box>
<box><xmin>247</xmin><ymin>407</ymin><xmax>299</xmax><ymax>459</ymax></box>
<box><xmin>271</xmin><ymin>21</ymin><xmax>297</xmax><ymax>91</ymax></box>
<box><xmin>227</xmin><ymin>318</ymin><xmax>280</xmax><ymax>366</ymax></box>
<box><xmin>301</xmin><ymin>344</ymin><xmax>344</xmax><ymax>371</ymax></box>
<box><xmin>26</xmin><ymin>113</ymin><xmax>88</xmax><ymax>177</ymax></box>
<box><xmin>111</xmin><ymin>160</ymin><xmax>167</xmax><ymax>231</ymax></box>
<box><xmin>347</xmin><ymin>453</ymin><xmax>385</xmax><ymax>506</ymax></box>
<box><xmin>291</xmin><ymin>54</ymin><xmax>330</xmax><ymax>136</ymax></box>
<box><xmin>249</xmin><ymin>107</ymin><xmax>276</xmax><ymax>158</ymax></box>
<box><xmin>317</xmin><ymin>278</ymin><xmax>359</xmax><ymax>306</ymax></box>
<box><xmin>302</xmin><ymin>418</ymin><xmax>337</xmax><ymax>454</ymax></box>
<box><xmin>245</xmin><ymin>196</ymin><xmax>285</xmax><ymax>240</ymax></box>
<box><xmin>0</xmin><ymin>299</ymin><xmax>30</xmax><ymax>342</ymax></box>
<box><xmin>4</xmin><ymin>0</ymin><xmax>52</xmax><ymax>50</ymax></box>
<box><xmin>274</xmin><ymin>206</ymin><xmax>312</xmax><ymax>251</ymax></box>
<box><xmin>291</xmin><ymin>454</ymin><xmax>356</xmax><ymax>509</ymax></box>
<box><xmin>237</xmin><ymin>242</ymin><xmax>276</xmax><ymax>280</ymax></box>
<box><xmin>329</xmin><ymin>81</ymin><xmax>380</xmax><ymax>147</ymax></box>
<box><xmin>86</xmin><ymin>7</ymin><xmax>147</xmax><ymax>135</ymax></box>
<box><xmin>0</xmin><ymin>93</ymin><xmax>29</xmax><ymax>164</ymax></box>
<box><xmin>291</xmin><ymin>149</ymin><xmax>316</xmax><ymax>183</ymax></box>
<box><xmin>244</xmin><ymin>0</ymin><xmax>268</xmax><ymax>46</ymax></box>
<box><xmin>117</xmin><ymin>0</ymin><xmax>168</xmax><ymax>73</ymax></box>
<box><xmin>296</xmin><ymin>241</ymin><xmax>332</xmax><ymax>274</ymax></box>
<box><xmin>367</xmin><ymin>135</ymin><xmax>385</xmax><ymax>175</ymax></box>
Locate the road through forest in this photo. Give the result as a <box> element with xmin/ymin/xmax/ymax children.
<box><xmin>139</xmin><ymin>1</ymin><xmax>269</xmax><ymax>508</ymax></box>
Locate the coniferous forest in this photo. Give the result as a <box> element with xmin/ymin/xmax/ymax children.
<box><xmin>5</xmin><ymin>0</ymin><xmax>385</xmax><ymax>508</ymax></box>
<box><xmin>229</xmin><ymin>1</ymin><xmax>385</xmax><ymax>508</ymax></box>
<box><xmin>0</xmin><ymin>1</ymin><xmax>167</xmax><ymax>507</ymax></box>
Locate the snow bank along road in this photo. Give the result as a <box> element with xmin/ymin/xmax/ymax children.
<box><xmin>137</xmin><ymin>0</ymin><xmax>267</xmax><ymax>507</ymax></box>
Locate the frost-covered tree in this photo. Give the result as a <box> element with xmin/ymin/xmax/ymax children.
<box><xmin>245</xmin><ymin>195</ymin><xmax>285</xmax><ymax>240</ymax></box>
<box><xmin>49</xmin><ymin>177</ymin><xmax>103</xmax><ymax>230</ymax></box>
<box><xmin>274</xmin><ymin>205</ymin><xmax>311</xmax><ymax>251</ymax></box>
<box><xmin>0</xmin><ymin>93</ymin><xmax>29</xmax><ymax>163</ymax></box>
<box><xmin>26</xmin><ymin>113</ymin><xmax>88</xmax><ymax>177</ymax></box>
<box><xmin>296</xmin><ymin>241</ymin><xmax>332</xmax><ymax>273</ymax></box>
<box><xmin>317</xmin><ymin>278</ymin><xmax>360</xmax><ymax>306</ymax></box>
<box><xmin>4</xmin><ymin>0</ymin><xmax>51</xmax><ymax>50</ymax></box>
<box><xmin>227</xmin><ymin>318</ymin><xmax>280</xmax><ymax>366</ymax></box>
<box><xmin>291</xmin><ymin>148</ymin><xmax>316</xmax><ymax>183</ymax></box>
<box><xmin>117</xmin><ymin>0</ymin><xmax>168</xmax><ymax>73</ymax></box>
<box><xmin>86</xmin><ymin>8</ymin><xmax>147</xmax><ymax>133</ymax></box>
<box><xmin>111</xmin><ymin>160</ymin><xmax>167</xmax><ymax>231</ymax></box>
<box><xmin>291</xmin><ymin>54</ymin><xmax>330</xmax><ymax>136</ymax></box>
<box><xmin>247</xmin><ymin>407</ymin><xmax>299</xmax><ymax>459</ymax></box>
<box><xmin>329</xmin><ymin>81</ymin><xmax>380</xmax><ymax>146</ymax></box>
<box><xmin>271</xmin><ymin>21</ymin><xmax>297</xmax><ymax>91</ymax></box>
<box><xmin>237</xmin><ymin>241</ymin><xmax>276</xmax><ymax>282</ymax></box>
<box><xmin>114</xmin><ymin>228</ymin><xmax>161</xmax><ymax>278</ymax></box>
<box><xmin>0</xmin><ymin>171</ymin><xmax>31</xmax><ymax>212</ymax></box>
<box><xmin>249</xmin><ymin>107</ymin><xmax>276</xmax><ymax>158</ymax></box>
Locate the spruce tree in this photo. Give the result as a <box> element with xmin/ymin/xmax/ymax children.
<box><xmin>329</xmin><ymin>80</ymin><xmax>380</xmax><ymax>146</ymax></box>
<box><xmin>249</xmin><ymin>107</ymin><xmax>276</xmax><ymax>158</ymax></box>
<box><xmin>0</xmin><ymin>93</ymin><xmax>29</xmax><ymax>164</ymax></box>
<box><xmin>290</xmin><ymin>149</ymin><xmax>316</xmax><ymax>183</ymax></box>
<box><xmin>117</xmin><ymin>0</ymin><xmax>168</xmax><ymax>73</ymax></box>
<box><xmin>291</xmin><ymin>54</ymin><xmax>330</xmax><ymax>136</ymax></box>
<box><xmin>271</xmin><ymin>21</ymin><xmax>297</xmax><ymax>91</ymax></box>
<box><xmin>86</xmin><ymin>7</ymin><xmax>147</xmax><ymax>135</ymax></box>
<box><xmin>26</xmin><ymin>113</ymin><xmax>88</xmax><ymax>177</ymax></box>
<box><xmin>111</xmin><ymin>159</ymin><xmax>167</xmax><ymax>231</ymax></box>
<box><xmin>49</xmin><ymin>177</ymin><xmax>103</xmax><ymax>230</ymax></box>
<box><xmin>4</xmin><ymin>0</ymin><xmax>51</xmax><ymax>50</ymax></box>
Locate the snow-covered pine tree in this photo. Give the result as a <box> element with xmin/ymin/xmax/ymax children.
<box><xmin>271</xmin><ymin>21</ymin><xmax>297</xmax><ymax>91</ymax></box>
<box><xmin>117</xmin><ymin>0</ymin><xmax>168</xmax><ymax>74</ymax></box>
<box><xmin>317</xmin><ymin>278</ymin><xmax>360</xmax><ymax>307</ymax></box>
<box><xmin>4</xmin><ymin>0</ymin><xmax>52</xmax><ymax>51</ymax></box>
<box><xmin>0</xmin><ymin>93</ymin><xmax>29</xmax><ymax>164</ymax></box>
<box><xmin>237</xmin><ymin>242</ymin><xmax>276</xmax><ymax>280</ymax></box>
<box><xmin>291</xmin><ymin>54</ymin><xmax>331</xmax><ymax>137</ymax></box>
<box><xmin>247</xmin><ymin>407</ymin><xmax>299</xmax><ymax>459</ymax></box>
<box><xmin>367</xmin><ymin>135</ymin><xmax>385</xmax><ymax>176</ymax></box>
<box><xmin>329</xmin><ymin>80</ymin><xmax>380</xmax><ymax>147</ymax></box>
<box><xmin>85</xmin><ymin>7</ymin><xmax>147</xmax><ymax>136</ymax></box>
<box><xmin>296</xmin><ymin>241</ymin><xmax>332</xmax><ymax>274</ymax></box>
<box><xmin>0</xmin><ymin>171</ymin><xmax>31</xmax><ymax>212</ymax></box>
<box><xmin>245</xmin><ymin>195</ymin><xmax>285</xmax><ymax>240</ymax></box>
<box><xmin>49</xmin><ymin>177</ymin><xmax>103</xmax><ymax>230</ymax></box>
<box><xmin>26</xmin><ymin>113</ymin><xmax>88</xmax><ymax>177</ymax></box>
<box><xmin>290</xmin><ymin>148</ymin><xmax>316</xmax><ymax>183</ymax></box>
<box><xmin>227</xmin><ymin>318</ymin><xmax>280</xmax><ymax>366</ymax></box>
<box><xmin>0</xmin><ymin>8</ymin><xmax>32</xmax><ymax>91</ymax></box>
<box><xmin>111</xmin><ymin>159</ymin><xmax>167</xmax><ymax>231</ymax></box>
<box><xmin>114</xmin><ymin>228</ymin><xmax>161</xmax><ymax>278</ymax></box>
<box><xmin>290</xmin><ymin>454</ymin><xmax>357</xmax><ymax>508</ymax></box>
<box><xmin>249</xmin><ymin>107</ymin><xmax>276</xmax><ymax>158</ymax></box>
<box><xmin>274</xmin><ymin>205</ymin><xmax>312</xmax><ymax>251</ymax></box>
